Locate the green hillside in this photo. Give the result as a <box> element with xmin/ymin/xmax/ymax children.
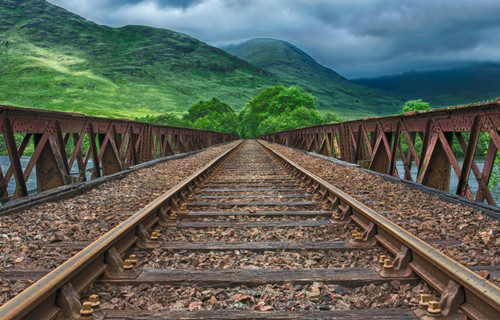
<box><xmin>224</xmin><ymin>38</ymin><xmax>404</xmax><ymax>119</ymax></box>
<box><xmin>0</xmin><ymin>0</ymin><xmax>280</xmax><ymax>117</ymax></box>
<box><xmin>352</xmin><ymin>63</ymin><xmax>500</xmax><ymax>107</ymax></box>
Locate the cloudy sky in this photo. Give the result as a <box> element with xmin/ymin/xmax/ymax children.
<box><xmin>47</xmin><ymin>0</ymin><xmax>500</xmax><ymax>78</ymax></box>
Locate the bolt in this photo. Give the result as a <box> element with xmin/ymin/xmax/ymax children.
<box><xmin>123</xmin><ymin>259</ymin><xmax>134</xmax><ymax>270</ymax></box>
<box><xmin>313</xmin><ymin>193</ymin><xmax>321</xmax><ymax>200</ymax></box>
<box><xmin>332</xmin><ymin>212</ymin><xmax>341</xmax><ymax>220</ymax></box>
<box><xmin>150</xmin><ymin>231</ymin><xmax>159</xmax><ymax>241</ymax></box>
<box><xmin>89</xmin><ymin>294</ymin><xmax>101</xmax><ymax>308</ymax></box>
<box><xmin>419</xmin><ymin>294</ymin><xmax>429</xmax><ymax>309</ymax></box>
<box><xmin>351</xmin><ymin>231</ymin><xmax>362</xmax><ymax>241</ymax></box>
<box><xmin>180</xmin><ymin>203</ymin><xmax>187</xmax><ymax>210</ymax></box>
<box><xmin>378</xmin><ymin>255</ymin><xmax>387</xmax><ymax>264</ymax></box>
<box><xmin>322</xmin><ymin>203</ymin><xmax>330</xmax><ymax>210</ymax></box>
<box><xmin>170</xmin><ymin>212</ymin><xmax>178</xmax><ymax>220</ymax></box>
<box><xmin>306</xmin><ymin>187</ymin><xmax>313</xmax><ymax>193</ymax></box>
<box><xmin>80</xmin><ymin>301</ymin><xmax>93</xmax><ymax>317</ymax></box>
<box><xmin>427</xmin><ymin>300</ymin><xmax>442</xmax><ymax>316</ymax></box>
<box><xmin>354</xmin><ymin>232</ymin><xmax>363</xmax><ymax>241</ymax></box>
<box><xmin>188</xmin><ymin>194</ymin><xmax>194</xmax><ymax>200</ymax></box>
<box><xmin>129</xmin><ymin>254</ymin><xmax>138</xmax><ymax>267</ymax></box>
<box><xmin>383</xmin><ymin>258</ymin><xmax>394</xmax><ymax>269</ymax></box>
<box><xmin>300</xmin><ymin>182</ymin><xmax>306</xmax><ymax>188</ymax></box>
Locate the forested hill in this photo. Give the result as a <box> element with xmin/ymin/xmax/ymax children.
<box><xmin>0</xmin><ymin>0</ymin><xmax>279</xmax><ymax>117</ymax></box>
<box><xmin>224</xmin><ymin>38</ymin><xmax>404</xmax><ymax>119</ymax></box>
<box><xmin>352</xmin><ymin>62</ymin><xmax>500</xmax><ymax>107</ymax></box>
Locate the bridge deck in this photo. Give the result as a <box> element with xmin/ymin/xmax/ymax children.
<box><xmin>0</xmin><ymin>140</ymin><xmax>498</xmax><ymax>319</ymax></box>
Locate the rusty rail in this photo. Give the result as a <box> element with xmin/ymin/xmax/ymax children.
<box><xmin>0</xmin><ymin>140</ymin><xmax>244</xmax><ymax>320</ymax></box>
<box><xmin>259</xmin><ymin>140</ymin><xmax>500</xmax><ymax>319</ymax></box>
<box><xmin>260</xmin><ymin>99</ymin><xmax>500</xmax><ymax>205</ymax></box>
<box><xmin>0</xmin><ymin>105</ymin><xmax>238</xmax><ymax>203</ymax></box>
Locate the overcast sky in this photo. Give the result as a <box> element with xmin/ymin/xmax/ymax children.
<box><xmin>47</xmin><ymin>0</ymin><xmax>500</xmax><ymax>78</ymax></box>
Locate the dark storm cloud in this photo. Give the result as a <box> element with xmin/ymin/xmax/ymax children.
<box><xmin>95</xmin><ymin>0</ymin><xmax>205</xmax><ymax>9</ymax></box>
<box><xmin>46</xmin><ymin>0</ymin><xmax>500</xmax><ymax>77</ymax></box>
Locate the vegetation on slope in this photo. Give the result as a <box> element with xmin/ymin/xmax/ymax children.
<box><xmin>224</xmin><ymin>38</ymin><xmax>404</xmax><ymax>119</ymax></box>
<box><xmin>0</xmin><ymin>0</ymin><xmax>280</xmax><ymax>117</ymax></box>
<box><xmin>352</xmin><ymin>63</ymin><xmax>500</xmax><ymax>107</ymax></box>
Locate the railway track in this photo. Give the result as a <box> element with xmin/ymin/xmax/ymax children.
<box><xmin>0</xmin><ymin>140</ymin><xmax>499</xmax><ymax>319</ymax></box>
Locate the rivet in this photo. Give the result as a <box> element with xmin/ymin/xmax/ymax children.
<box><xmin>383</xmin><ymin>258</ymin><xmax>394</xmax><ymax>269</ymax></box>
<box><xmin>80</xmin><ymin>301</ymin><xmax>93</xmax><ymax>316</ymax></box>
<box><xmin>378</xmin><ymin>255</ymin><xmax>387</xmax><ymax>264</ymax></box>
<box><xmin>123</xmin><ymin>259</ymin><xmax>134</xmax><ymax>270</ymax></box>
<box><xmin>419</xmin><ymin>294</ymin><xmax>429</xmax><ymax>309</ymax></box>
<box><xmin>89</xmin><ymin>294</ymin><xmax>101</xmax><ymax>308</ymax></box>
<box><xmin>427</xmin><ymin>300</ymin><xmax>442</xmax><ymax>315</ymax></box>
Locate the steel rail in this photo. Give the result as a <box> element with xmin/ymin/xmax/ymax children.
<box><xmin>258</xmin><ymin>140</ymin><xmax>500</xmax><ymax>319</ymax></box>
<box><xmin>0</xmin><ymin>140</ymin><xmax>244</xmax><ymax>320</ymax></box>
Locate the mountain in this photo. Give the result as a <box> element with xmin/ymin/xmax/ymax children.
<box><xmin>0</xmin><ymin>0</ymin><xmax>280</xmax><ymax>117</ymax></box>
<box><xmin>224</xmin><ymin>38</ymin><xmax>404</xmax><ymax>119</ymax></box>
<box><xmin>352</xmin><ymin>63</ymin><xmax>500</xmax><ymax>107</ymax></box>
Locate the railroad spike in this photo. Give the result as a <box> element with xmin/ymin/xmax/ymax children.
<box><xmin>348</xmin><ymin>222</ymin><xmax>377</xmax><ymax>247</ymax></box>
<box><xmin>56</xmin><ymin>283</ymin><xmax>82</xmax><ymax>320</ymax></box>
<box><xmin>157</xmin><ymin>207</ymin><xmax>170</xmax><ymax>226</ymax></box>
<box><xmin>429</xmin><ymin>280</ymin><xmax>466</xmax><ymax>320</ymax></box>
<box><xmin>380</xmin><ymin>245</ymin><xmax>413</xmax><ymax>278</ymax></box>
<box><xmin>102</xmin><ymin>247</ymin><xmax>141</xmax><ymax>280</ymax></box>
<box><xmin>136</xmin><ymin>224</ymin><xmax>161</xmax><ymax>249</ymax></box>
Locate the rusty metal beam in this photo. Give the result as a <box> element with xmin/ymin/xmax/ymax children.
<box><xmin>260</xmin><ymin>99</ymin><xmax>500</xmax><ymax>206</ymax></box>
<box><xmin>0</xmin><ymin>105</ymin><xmax>237</xmax><ymax>203</ymax></box>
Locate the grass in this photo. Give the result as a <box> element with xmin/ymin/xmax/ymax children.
<box><xmin>0</xmin><ymin>0</ymin><xmax>283</xmax><ymax>118</ymax></box>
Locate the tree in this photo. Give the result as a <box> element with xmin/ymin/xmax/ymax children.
<box><xmin>238</xmin><ymin>85</ymin><xmax>319</xmax><ymax>138</ymax></box>
<box><xmin>256</xmin><ymin>107</ymin><xmax>322</xmax><ymax>136</ymax></box>
<box><xmin>268</xmin><ymin>86</ymin><xmax>316</xmax><ymax>114</ymax></box>
<box><xmin>135</xmin><ymin>113</ymin><xmax>185</xmax><ymax>127</ymax></box>
<box><xmin>185</xmin><ymin>98</ymin><xmax>238</xmax><ymax>134</ymax></box>
<box><xmin>402</xmin><ymin>99</ymin><xmax>431</xmax><ymax>113</ymax></box>
<box><xmin>191</xmin><ymin>112</ymin><xmax>239</xmax><ymax>135</ymax></box>
<box><xmin>184</xmin><ymin>98</ymin><xmax>234</xmax><ymax>122</ymax></box>
<box><xmin>321</xmin><ymin>110</ymin><xmax>342</xmax><ymax>124</ymax></box>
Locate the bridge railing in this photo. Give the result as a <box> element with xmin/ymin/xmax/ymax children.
<box><xmin>261</xmin><ymin>99</ymin><xmax>500</xmax><ymax>206</ymax></box>
<box><xmin>0</xmin><ymin>105</ymin><xmax>238</xmax><ymax>203</ymax></box>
